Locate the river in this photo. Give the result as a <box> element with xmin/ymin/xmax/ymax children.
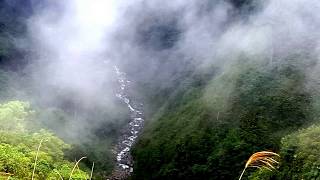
<box><xmin>108</xmin><ymin>65</ymin><xmax>145</xmax><ymax>179</ymax></box>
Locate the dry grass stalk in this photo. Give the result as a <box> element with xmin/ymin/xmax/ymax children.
<box><xmin>0</xmin><ymin>172</ymin><xmax>13</xmax><ymax>180</ymax></box>
<box><xmin>89</xmin><ymin>162</ymin><xmax>94</xmax><ymax>180</ymax></box>
<box><xmin>0</xmin><ymin>172</ymin><xmax>14</xmax><ymax>176</ymax></box>
<box><xmin>32</xmin><ymin>139</ymin><xmax>44</xmax><ymax>180</ymax></box>
<box><xmin>238</xmin><ymin>151</ymin><xmax>280</xmax><ymax>180</ymax></box>
<box><xmin>68</xmin><ymin>156</ymin><xmax>86</xmax><ymax>180</ymax></box>
<box><xmin>54</xmin><ymin>169</ymin><xmax>64</xmax><ymax>180</ymax></box>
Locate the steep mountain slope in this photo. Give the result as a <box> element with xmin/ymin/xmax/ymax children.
<box><xmin>1</xmin><ymin>0</ymin><xmax>320</xmax><ymax>179</ymax></box>
<box><xmin>132</xmin><ymin>58</ymin><xmax>315</xmax><ymax>179</ymax></box>
<box><xmin>0</xmin><ymin>0</ymin><xmax>36</xmax><ymax>69</ymax></box>
<box><xmin>0</xmin><ymin>2</ymin><xmax>130</xmax><ymax>179</ymax></box>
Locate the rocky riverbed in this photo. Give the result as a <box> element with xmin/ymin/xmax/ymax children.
<box><xmin>108</xmin><ymin>66</ymin><xmax>145</xmax><ymax>180</ymax></box>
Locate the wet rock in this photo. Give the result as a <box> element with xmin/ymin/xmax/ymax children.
<box><xmin>108</xmin><ymin>66</ymin><xmax>145</xmax><ymax>179</ymax></box>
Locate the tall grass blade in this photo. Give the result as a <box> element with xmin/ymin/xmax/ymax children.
<box><xmin>32</xmin><ymin>139</ymin><xmax>44</xmax><ymax>180</ymax></box>
<box><xmin>54</xmin><ymin>169</ymin><xmax>64</xmax><ymax>180</ymax></box>
<box><xmin>89</xmin><ymin>162</ymin><xmax>94</xmax><ymax>180</ymax></box>
<box><xmin>68</xmin><ymin>156</ymin><xmax>86</xmax><ymax>180</ymax></box>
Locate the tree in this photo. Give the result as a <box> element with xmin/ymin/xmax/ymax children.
<box><xmin>0</xmin><ymin>101</ymin><xmax>89</xmax><ymax>179</ymax></box>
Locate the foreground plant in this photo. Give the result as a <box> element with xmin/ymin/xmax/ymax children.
<box><xmin>238</xmin><ymin>151</ymin><xmax>280</xmax><ymax>180</ymax></box>
<box><xmin>32</xmin><ymin>139</ymin><xmax>44</xmax><ymax>180</ymax></box>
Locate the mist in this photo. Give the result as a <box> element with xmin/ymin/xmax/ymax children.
<box><xmin>0</xmin><ymin>0</ymin><xmax>319</xmax><ymax>179</ymax></box>
<box><xmin>28</xmin><ymin>0</ymin><xmax>118</xmax><ymax>101</ymax></box>
<box><xmin>97</xmin><ymin>0</ymin><xmax>320</xmax><ymax>114</ymax></box>
<box><xmin>22</xmin><ymin>0</ymin><xmax>129</xmax><ymax>141</ymax></box>
<box><xmin>10</xmin><ymin>0</ymin><xmax>317</xmax><ymax>146</ymax></box>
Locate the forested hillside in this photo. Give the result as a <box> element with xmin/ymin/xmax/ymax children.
<box><xmin>0</xmin><ymin>1</ymin><xmax>129</xmax><ymax>179</ymax></box>
<box><xmin>0</xmin><ymin>0</ymin><xmax>35</xmax><ymax>69</ymax></box>
<box><xmin>129</xmin><ymin>0</ymin><xmax>320</xmax><ymax>179</ymax></box>
<box><xmin>0</xmin><ymin>101</ymin><xmax>89</xmax><ymax>179</ymax></box>
<box><xmin>0</xmin><ymin>0</ymin><xmax>320</xmax><ymax>179</ymax></box>
<box><xmin>132</xmin><ymin>57</ymin><xmax>318</xmax><ymax>179</ymax></box>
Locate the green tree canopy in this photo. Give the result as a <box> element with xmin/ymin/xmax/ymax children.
<box><xmin>0</xmin><ymin>101</ymin><xmax>89</xmax><ymax>179</ymax></box>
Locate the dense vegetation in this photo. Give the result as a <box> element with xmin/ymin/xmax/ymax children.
<box><xmin>0</xmin><ymin>101</ymin><xmax>88</xmax><ymax>179</ymax></box>
<box><xmin>132</xmin><ymin>58</ymin><xmax>318</xmax><ymax>179</ymax></box>
<box><xmin>0</xmin><ymin>1</ymin><xmax>129</xmax><ymax>179</ymax></box>
<box><xmin>0</xmin><ymin>0</ymin><xmax>320</xmax><ymax>180</ymax></box>
<box><xmin>249</xmin><ymin>124</ymin><xmax>320</xmax><ymax>179</ymax></box>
